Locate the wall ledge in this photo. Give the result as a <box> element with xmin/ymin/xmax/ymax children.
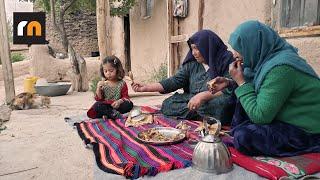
<box><xmin>279</xmin><ymin>25</ymin><xmax>320</xmax><ymax>38</ymax></box>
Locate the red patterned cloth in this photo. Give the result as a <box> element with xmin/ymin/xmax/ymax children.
<box><xmin>228</xmin><ymin>146</ymin><xmax>320</xmax><ymax>179</ymax></box>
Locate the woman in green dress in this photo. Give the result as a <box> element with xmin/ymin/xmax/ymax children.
<box><xmin>132</xmin><ymin>30</ymin><xmax>236</xmax><ymax>124</ymax></box>
<box><xmin>209</xmin><ymin>21</ymin><xmax>320</xmax><ymax>156</ymax></box>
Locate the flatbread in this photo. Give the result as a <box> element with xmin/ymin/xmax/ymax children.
<box><xmin>175</xmin><ymin>121</ymin><xmax>191</xmax><ymax>131</ymax></box>
<box><xmin>128</xmin><ymin>71</ymin><xmax>134</xmax><ymax>83</ymax></box>
<box><xmin>194</xmin><ymin>122</ymin><xmax>218</xmax><ymax>135</ymax></box>
<box><xmin>207</xmin><ymin>79</ymin><xmax>218</xmax><ymax>90</ymax></box>
<box><xmin>125</xmin><ymin>113</ymin><xmax>153</xmax><ymax>127</ymax></box>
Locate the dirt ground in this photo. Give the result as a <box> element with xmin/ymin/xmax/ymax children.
<box><xmin>0</xmin><ymin>75</ymin><xmax>170</xmax><ymax>179</ymax></box>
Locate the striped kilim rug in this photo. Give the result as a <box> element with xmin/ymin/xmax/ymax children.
<box><xmin>75</xmin><ymin>105</ymin><xmax>320</xmax><ymax>179</ymax></box>
<box><xmin>75</xmin><ymin>106</ymin><xmax>201</xmax><ymax>179</ymax></box>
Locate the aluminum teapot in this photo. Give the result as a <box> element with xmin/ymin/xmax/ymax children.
<box><xmin>192</xmin><ymin>116</ymin><xmax>233</xmax><ymax>174</ymax></box>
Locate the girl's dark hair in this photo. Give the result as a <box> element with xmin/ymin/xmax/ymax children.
<box><xmin>100</xmin><ymin>55</ymin><xmax>125</xmax><ymax>80</ymax></box>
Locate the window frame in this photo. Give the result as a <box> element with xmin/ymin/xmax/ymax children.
<box><xmin>271</xmin><ymin>0</ymin><xmax>320</xmax><ymax>38</ymax></box>
<box><xmin>140</xmin><ymin>0</ymin><xmax>153</xmax><ymax>20</ymax></box>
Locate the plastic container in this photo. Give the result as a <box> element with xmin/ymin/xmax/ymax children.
<box><xmin>23</xmin><ymin>76</ymin><xmax>39</xmax><ymax>93</ymax></box>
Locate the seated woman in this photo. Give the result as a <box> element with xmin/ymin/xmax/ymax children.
<box><xmin>132</xmin><ymin>30</ymin><xmax>235</xmax><ymax>124</ymax></box>
<box><xmin>210</xmin><ymin>20</ymin><xmax>320</xmax><ymax>156</ymax></box>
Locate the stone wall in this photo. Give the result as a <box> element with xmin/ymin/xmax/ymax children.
<box><xmin>34</xmin><ymin>5</ymin><xmax>98</xmax><ymax>57</ymax></box>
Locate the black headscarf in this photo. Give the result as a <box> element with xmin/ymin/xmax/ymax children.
<box><xmin>183</xmin><ymin>30</ymin><xmax>234</xmax><ymax>78</ymax></box>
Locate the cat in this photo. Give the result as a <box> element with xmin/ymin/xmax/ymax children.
<box><xmin>10</xmin><ymin>92</ymin><xmax>51</xmax><ymax>110</ymax></box>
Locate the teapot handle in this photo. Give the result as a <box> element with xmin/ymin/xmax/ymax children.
<box><xmin>203</xmin><ymin>116</ymin><xmax>221</xmax><ymax>137</ymax></box>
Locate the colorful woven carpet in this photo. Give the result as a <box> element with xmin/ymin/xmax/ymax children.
<box><xmin>75</xmin><ymin>106</ymin><xmax>201</xmax><ymax>179</ymax></box>
<box><xmin>75</xmin><ymin>106</ymin><xmax>320</xmax><ymax>179</ymax></box>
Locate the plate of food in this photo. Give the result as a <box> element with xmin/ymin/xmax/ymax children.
<box><xmin>137</xmin><ymin>127</ymin><xmax>186</xmax><ymax>145</ymax></box>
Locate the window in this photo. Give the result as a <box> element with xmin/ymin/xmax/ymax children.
<box><xmin>272</xmin><ymin>0</ymin><xmax>320</xmax><ymax>37</ymax></box>
<box><xmin>281</xmin><ymin>0</ymin><xmax>320</xmax><ymax>28</ymax></box>
<box><xmin>141</xmin><ymin>0</ymin><xmax>153</xmax><ymax>19</ymax></box>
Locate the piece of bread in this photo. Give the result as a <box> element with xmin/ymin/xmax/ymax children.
<box><xmin>128</xmin><ymin>71</ymin><xmax>134</xmax><ymax>82</ymax></box>
<box><xmin>194</xmin><ymin>122</ymin><xmax>218</xmax><ymax>135</ymax></box>
<box><xmin>207</xmin><ymin>79</ymin><xmax>217</xmax><ymax>90</ymax></box>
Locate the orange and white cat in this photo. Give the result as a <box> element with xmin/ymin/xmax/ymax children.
<box><xmin>10</xmin><ymin>92</ymin><xmax>51</xmax><ymax>110</ymax></box>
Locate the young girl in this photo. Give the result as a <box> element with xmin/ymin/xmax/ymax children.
<box><xmin>87</xmin><ymin>56</ymin><xmax>133</xmax><ymax>119</ymax></box>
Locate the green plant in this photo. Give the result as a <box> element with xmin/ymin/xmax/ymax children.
<box><xmin>1</xmin><ymin>53</ymin><xmax>25</xmax><ymax>65</ymax></box>
<box><xmin>90</xmin><ymin>76</ymin><xmax>101</xmax><ymax>94</ymax></box>
<box><xmin>110</xmin><ymin>0</ymin><xmax>136</xmax><ymax>16</ymax></box>
<box><xmin>148</xmin><ymin>63</ymin><xmax>168</xmax><ymax>82</ymax></box>
<box><xmin>11</xmin><ymin>53</ymin><xmax>25</xmax><ymax>63</ymax></box>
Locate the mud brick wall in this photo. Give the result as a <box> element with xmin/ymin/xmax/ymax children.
<box><xmin>34</xmin><ymin>5</ymin><xmax>98</xmax><ymax>57</ymax></box>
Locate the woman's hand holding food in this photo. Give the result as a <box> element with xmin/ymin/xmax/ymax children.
<box><xmin>207</xmin><ymin>77</ymin><xmax>230</xmax><ymax>93</ymax></box>
<box><xmin>229</xmin><ymin>60</ymin><xmax>245</xmax><ymax>86</ymax></box>
<box><xmin>131</xmin><ymin>82</ymin><xmax>147</xmax><ymax>92</ymax></box>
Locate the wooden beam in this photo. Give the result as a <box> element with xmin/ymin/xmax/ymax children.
<box><xmin>168</xmin><ymin>0</ymin><xmax>184</xmax><ymax>76</ymax></box>
<box><xmin>0</xmin><ymin>0</ymin><xmax>15</xmax><ymax>104</ymax></box>
<box><xmin>167</xmin><ymin>0</ymin><xmax>174</xmax><ymax>77</ymax></box>
<box><xmin>173</xmin><ymin>18</ymin><xmax>180</xmax><ymax>74</ymax></box>
<box><xmin>173</xmin><ymin>18</ymin><xmax>181</xmax><ymax>74</ymax></box>
<box><xmin>105</xmin><ymin>0</ymin><xmax>112</xmax><ymax>57</ymax></box>
<box><xmin>279</xmin><ymin>25</ymin><xmax>320</xmax><ymax>38</ymax></box>
<box><xmin>170</xmin><ymin>34</ymin><xmax>189</xmax><ymax>43</ymax></box>
<box><xmin>96</xmin><ymin>0</ymin><xmax>112</xmax><ymax>62</ymax></box>
<box><xmin>198</xmin><ymin>0</ymin><xmax>204</xmax><ymax>31</ymax></box>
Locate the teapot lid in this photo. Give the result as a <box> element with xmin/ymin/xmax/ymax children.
<box><xmin>201</xmin><ymin>134</ymin><xmax>221</xmax><ymax>143</ymax></box>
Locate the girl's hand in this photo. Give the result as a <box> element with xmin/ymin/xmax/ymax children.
<box><xmin>97</xmin><ymin>81</ymin><xmax>105</xmax><ymax>90</ymax></box>
<box><xmin>96</xmin><ymin>81</ymin><xmax>105</xmax><ymax>99</ymax></box>
<box><xmin>131</xmin><ymin>82</ymin><xmax>146</xmax><ymax>92</ymax></box>
<box><xmin>207</xmin><ymin>77</ymin><xmax>230</xmax><ymax>93</ymax></box>
<box><xmin>188</xmin><ymin>93</ymin><xmax>205</xmax><ymax>111</ymax></box>
<box><xmin>111</xmin><ymin>99</ymin><xmax>123</xmax><ymax>109</ymax></box>
<box><xmin>229</xmin><ymin>60</ymin><xmax>245</xmax><ymax>85</ymax></box>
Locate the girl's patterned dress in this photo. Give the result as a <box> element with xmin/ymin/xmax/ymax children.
<box><xmin>87</xmin><ymin>80</ymin><xmax>133</xmax><ymax>119</ymax></box>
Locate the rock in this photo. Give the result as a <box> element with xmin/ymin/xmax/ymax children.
<box><xmin>0</xmin><ymin>104</ymin><xmax>12</xmax><ymax>123</ymax></box>
<box><xmin>55</xmin><ymin>53</ymin><xmax>66</xmax><ymax>59</ymax></box>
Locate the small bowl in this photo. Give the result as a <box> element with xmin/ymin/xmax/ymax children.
<box><xmin>130</xmin><ymin>109</ymin><xmax>142</xmax><ymax>118</ymax></box>
<box><xmin>35</xmin><ymin>82</ymin><xmax>71</xmax><ymax>96</ymax></box>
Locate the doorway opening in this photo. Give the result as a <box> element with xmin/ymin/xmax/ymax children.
<box><xmin>124</xmin><ymin>15</ymin><xmax>131</xmax><ymax>73</ymax></box>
